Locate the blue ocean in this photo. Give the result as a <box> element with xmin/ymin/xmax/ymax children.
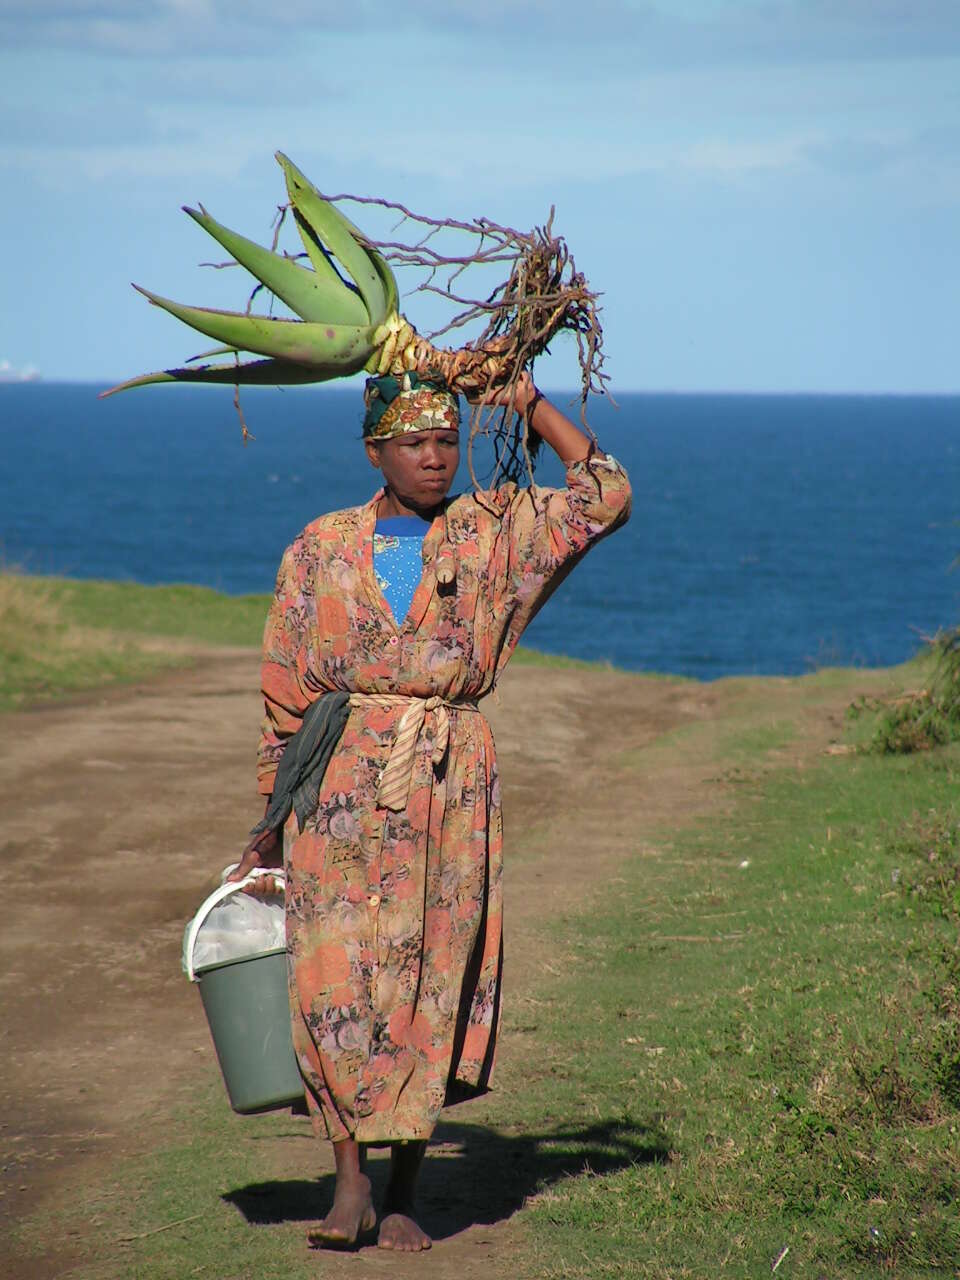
<box><xmin>2</xmin><ymin>383</ymin><xmax>958</xmax><ymax>679</ymax></box>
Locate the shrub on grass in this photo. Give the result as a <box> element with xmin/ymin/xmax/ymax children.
<box><xmin>763</xmin><ymin>995</ymin><xmax>960</xmax><ymax>1268</ymax></box>
<box><xmin>892</xmin><ymin>813</ymin><xmax>960</xmax><ymax>919</ymax></box>
<box><xmin>752</xmin><ymin>808</ymin><xmax>960</xmax><ymax>1270</ymax></box>
<box><xmin>888</xmin><ymin>812</ymin><xmax>960</xmax><ymax>1112</ymax></box>
<box><xmin>849</xmin><ymin>626</ymin><xmax>960</xmax><ymax>754</ymax></box>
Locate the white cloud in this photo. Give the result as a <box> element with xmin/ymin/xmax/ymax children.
<box><xmin>3</xmin><ymin>0</ymin><xmax>960</xmax><ymax>63</ymax></box>
<box><xmin>0</xmin><ymin>0</ymin><xmax>362</xmax><ymax>56</ymax></box>
<box><xmin>677</xmin><ymin>137</ymin><xmax>810</xmax><ymax>175</ymax></box>
<box><xmin>0</xmin><ymin>100</ymin><xmax>188</xmax><ymax>147</ymax></box>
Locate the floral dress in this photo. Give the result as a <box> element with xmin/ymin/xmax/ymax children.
<box><xmin>257</xmin><ymin>454</ymin><xmax>631</xmax><ymax>1144</ymax></box>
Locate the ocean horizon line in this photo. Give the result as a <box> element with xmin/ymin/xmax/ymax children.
<box><xmin>3</xmin><ymin>386</ymin><xmax>957</xmax><ymax>679</ymax></box>
<box><xmin>5</xmin><ymin>381</ymin><xmax>960</xmax><ymax>399</ymax></box>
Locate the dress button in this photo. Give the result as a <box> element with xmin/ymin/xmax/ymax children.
<box><xmin>368</xmin><ymin>893</ymin><xmax>381</xmax><ymax>907</ymax></box>
<box><xmin>388</xmin><ymin>635</ymin><xmax>399</xmax><ymax>647</ymax></box>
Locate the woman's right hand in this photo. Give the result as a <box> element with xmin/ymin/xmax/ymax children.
<box><xmin>226</xmin><ymin>825</ymin><xmax>283</xmax><ymax>890</ymax></box>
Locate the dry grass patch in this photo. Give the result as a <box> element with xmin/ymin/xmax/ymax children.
<box><xmin>0</xmin><ymin>572</ymin><xmax>183</xmax><ymax>709</ymax></box>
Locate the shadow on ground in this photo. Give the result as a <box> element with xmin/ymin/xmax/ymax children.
<box><xmin>223</xmin><ymin>1117</ymin><xmax>669</xmax><ymax>1242</ymax></box>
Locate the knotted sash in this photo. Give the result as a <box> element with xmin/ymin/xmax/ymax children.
<box><xmin>350</xmin><ymin>693</ymin><xmax>478</xmax><ymax>812</ymax></box>
<box><xmin>252</xmin><ymin>690</ymin><xmax>479</xmax><ymax>834</ymax></box>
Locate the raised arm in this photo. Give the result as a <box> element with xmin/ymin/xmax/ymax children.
<box><xmin>470</xmin><ymin>372</ymin><xmax>631</xmax><ymax>677</ymax></box>
<box><xmin>513</xmin><ymin>372</ymin><xmax>595</xmax><ymax>463</ymax></box>
<box><xmin>481</xmin><ymin>371</ymin><xmax>595</xmax><ymax>463</ymax></box>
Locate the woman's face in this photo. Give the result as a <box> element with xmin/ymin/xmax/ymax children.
<box><xmin>365</xmin><ymin>429</ymin><xmax>460</xmax><ymax>513</ymax></box>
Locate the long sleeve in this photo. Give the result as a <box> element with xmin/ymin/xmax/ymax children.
<box><xmin>488</xmin><ymin>452</ymin><xmax>631</xmax><ymax>674</ymax></box>
<box><xmin>256</xmin><ymin>545</ymin><xmax>313</xmax><ymax>796</ymax></box>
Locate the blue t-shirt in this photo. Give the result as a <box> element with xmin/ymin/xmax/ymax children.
<box><xmin>373</xmin><ymin>515</ymin><xmax>431</xmax><ymax>624</ymax></box>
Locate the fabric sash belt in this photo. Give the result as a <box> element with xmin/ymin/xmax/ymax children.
<box><xmin>252</xmin><ymin>690</ymin><xmax>479</xmax><ymax>836</ymax></box>
<box><xmin>349</xmin><ymin>693</ymin><xmax>479</xmax><ymax>812</ymax></box>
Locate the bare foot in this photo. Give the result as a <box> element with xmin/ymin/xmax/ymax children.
<box><xmin>378</xmin><ymin>1209</ymin><xmax>432</xmax><ymax>1252</ymax></box>
<box><xmin>307</xmin><ymin>1172</ymin><xmax>376</xmax><ymax>1249</ymax></box>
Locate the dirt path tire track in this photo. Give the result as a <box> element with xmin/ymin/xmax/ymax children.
<box><xmin>0</xmin><ymin>654</ymin><xmax>879</xmax><ymax>1278</ymax></box>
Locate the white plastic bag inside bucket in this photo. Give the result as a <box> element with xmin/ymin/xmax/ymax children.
<box><xmin>182</xmin><ymin>866</ymin><xmax>286</xmax><ymax>978</ymax></box>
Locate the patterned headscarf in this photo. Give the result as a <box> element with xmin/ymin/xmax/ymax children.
<box><xmin>362</xmin><ymin>372</ymin><xmax>460</xmax><ymax>441</ymax></box>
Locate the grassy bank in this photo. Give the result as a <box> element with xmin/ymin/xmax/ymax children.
<box><xmin>508</xmin><ymin>745</ymin><xmax>960</xmax><ymax>1276</ymax></box>
<box><xmin>36</xmin><ymin>576</ymin><xmax>272</xmax><ymax>646</ymax></box>
<box><xmin>0</xmin><ymin>572</ymin><xmax>271</xmax><ymax>710</ymax></box>
<box><xmin>0</xmin><ymin>572</ymin><xmax>616</xmax><ymax>711</ymax></box>
<box><xmin>13</xmin><ymin>660</ymin><xmax>960</xmax><ymax>1278</ymax></box>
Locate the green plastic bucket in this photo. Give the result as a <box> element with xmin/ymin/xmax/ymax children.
<box><xmin>186</xmin><ymin>871</ymin><xmax>305</xmax><ymax>1115</ymax></box>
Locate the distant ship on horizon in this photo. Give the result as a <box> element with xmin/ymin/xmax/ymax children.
<box><xmin>0</xmin><ymin>360</ymin><xmax>41</xmax><ymax>383</ymax></box>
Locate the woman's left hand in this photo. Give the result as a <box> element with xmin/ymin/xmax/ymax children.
<box><xmin>472</xmin><ymin>368</ymin><xmax>593</xmax><ymax>463</ymax></box>
<box><xmin>472</xmin><ymin>371</ymin><xmax>539</xmax><ymax>416</ymax></box>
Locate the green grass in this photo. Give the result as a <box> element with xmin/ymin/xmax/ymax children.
<box><xmin>9</xmin><ymin>573</ymin><xmax>960</xmax><ymax>1274</ymax></box>
<box><xmin>7</xmin><ymin>1074</ymin><xmax>326</xmax><ymax>1280</ymax></box>
<box><xmin>847</xmin><ymin>630</ymin><xmax>960</xmax><ymax>755</ymax></box>
<box><xmin>0</xmin><ymin>574</ymin><xmax>178</xmax><ymax>710</ymax></box>
<box><xmin>40</xmin><ymin>576</ymin><xmax>271</xmax><ymax>645</ymax></box>
<box><xmin>509</xmin><ymin>645</ymin><xmax>616</xmax><ymax>671</ymax></box>
<box><xmin>12</xmin><ymin>668</ymin><xmax>960</xmax><ymax>1276</ymax></box>
<box><xmin>510</xmin><ymin>645</ymin><xmax>691</xmax><ymax>678</ymax></box>
<box><xmin>0</xmin><ymin>571</ymin><xmax>672</xmax><ymax>711</ymax></box>
<box><xmin>505</xmin><ymin>745</ymin><xmax>960</xmax><ymax>1277</ymax></box>
<box><xmin>0</xmin><ymin>572</ymin><xmax>271</xmax><ymax>710</ymax></box>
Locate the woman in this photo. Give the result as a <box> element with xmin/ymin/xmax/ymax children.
<box><xmin>229</xmin><ymin>370</ymin><xmax>631</xmax><ymax>1252</ymax></box>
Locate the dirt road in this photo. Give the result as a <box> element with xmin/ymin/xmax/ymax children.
<box><xmin>0</xmin><ymin>652</ymin><xmax>863</xmax><ymax>1278</ymax></box>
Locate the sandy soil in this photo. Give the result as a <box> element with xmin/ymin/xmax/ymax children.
<box><xmin>0</xmin><ymin>651</ymin><xmax>875</xmax><ymax>1278</ymax></box>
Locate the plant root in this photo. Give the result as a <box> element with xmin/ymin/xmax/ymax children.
<box><xmin>310</xmin><ymin>193</ymin><xmax>610</xmax><ymax>487</ymax></box>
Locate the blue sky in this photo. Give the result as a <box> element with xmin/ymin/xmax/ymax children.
<box><xmin>2</xmin><ymin>0</ymin><xmax>959</xmax><ymax>392</ymax></box>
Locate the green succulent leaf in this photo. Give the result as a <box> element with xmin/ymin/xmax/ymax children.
<box><xmin>133</xmin><ymin>285</ymin><xmax>375</xmax><ymax>370</ymax></box>
<box><xmin>276</xmin><ymin>151</ymin><xmax>389</xmax><ymax>327</ymax></box>
<box><xmin>99</xmin><ymin>357</ymin><xmax>335</xmax><ymax>397</ymax></box>
<box><xmin>184</xmin><ymin>204</ymin><xmax>368</xmax><ymax>327</ymax></box>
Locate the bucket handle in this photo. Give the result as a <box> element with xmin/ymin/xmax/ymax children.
<box><xmin>185</xmin><ymin>867</ymin><xmax>285</xmax><ymax>982</ymax></box>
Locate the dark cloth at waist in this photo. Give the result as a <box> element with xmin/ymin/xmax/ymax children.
<box><xmin>251</xmin><ymin>690</ymin><xmax>351</xmax><ymax>837</ymax></box>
